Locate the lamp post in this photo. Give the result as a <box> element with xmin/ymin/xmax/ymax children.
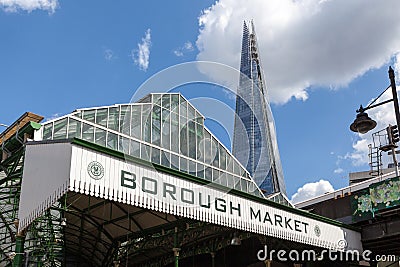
<box><xmin>350</xmin><ymin>66</ymin><xmax>400</xmax><ymax>134</ymax></box>
<box><xmin>350</xmin><ymin>66</ymin><xmax>400</xmax><ymax>175</ymax></box>
<box><xmin>389</xmin><ymin>66</ymin><xmax>400</xmax><ymax>131</ymax></box>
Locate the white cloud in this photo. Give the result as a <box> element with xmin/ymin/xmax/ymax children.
<box><xmin>184</xmin><ymin>41</ymin><xmax>194</xmax><ymax>50</ymax></box>
<box><xmin>291</xmin><ymin>179</ymin><xmax>334</xmax><ymax>204</ymax></box>
<box><xmin>174</xmin><ymin>51</ymin><xmax>184</xmax><ymax>57</ymax></box>
<box><xmin>334</xmin><ymin>168</ymin><xmax>344</xmax><ymax>174</ymax></box>
<box><xmin>132</xmin><ymin>29</ymin><xmax>151</xmax><ymax>71</ymax></box>
<box><xmin>103</xmin><ymin>49</ymin><xmax>115</xmax><ymax>61</ymax></box>
<box><xmin>196</xmin><ymin>0</ymin><xmax>400</xmax><ymax>104</ymax></box>
<box><xmin>344</xmin><ymin>139</ymin><xmax>369</xmax><ymax>166</ymax></box>
<box><xmin>0</xmin><ymin>0</ymin><xmax>58</xmax><ymax>13</ymax></box>
<box><xmin>394</xmin><ymin>53</ymin><xmax>400</xmax><ymax>83</ymax></box>
<box><xmin>174</xmin><ymin>41</ymin><xmax>194</xmax><ymax>57</ymax></box>
<box><xmin>45</xmin><ymin>113</ymin><xmax>61</xmax><ymax>122</ymax></box>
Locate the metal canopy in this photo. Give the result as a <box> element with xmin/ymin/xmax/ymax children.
<box><xmin>19</xmin><ymin>140</ymin><xmax>363</xmax><ymax>252</ymax></box>
<box><xmin>61</xmin><ymin>192</ymin><xmax>331</xmax><ymax>266</ymax></box>
<box><xmin>63</xmin><ymin>192</ymin><xmax>179</xmax><ymax>266</ymax></box>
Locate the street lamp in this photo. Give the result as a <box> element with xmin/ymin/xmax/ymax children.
<box><xmin>0</xmin><ymin>124</ymin><xmax>8</xmax><ymax>128</ymax></box>
<box><xmin>349</xmin><ymin>109</ymin><xmax>377</xmax><ymax>134</ymax></box>
<box><xmin>350</xmin><ymin>66</ymin><xmax>400</xmax><ymax>134</ymax></box>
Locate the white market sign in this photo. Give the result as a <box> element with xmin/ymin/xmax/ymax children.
<box><xmin>19</xmin><ymin>142</ymin><xmax>362</xmax><ymax>252</ymax></box>
<box><xmin>118</xmin><ymin>168</ymin><xmax>311</xmax><ymax>234</ymax></box>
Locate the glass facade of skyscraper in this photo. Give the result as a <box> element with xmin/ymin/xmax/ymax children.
<box><xmin>233</xmin><ymin>21</ymin><xmax>287</xmax><ymax>196</ymax></box>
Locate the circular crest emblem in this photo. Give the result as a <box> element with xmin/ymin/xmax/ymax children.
<box><xmin>314</xmin><ymin>225</ymin><xmax>321</xmax><ymax>237</ymax></box>
<box><xmin>87</xmin><ymin>161</ymin><xmax>104</xmax><ymax>180</ymax></box>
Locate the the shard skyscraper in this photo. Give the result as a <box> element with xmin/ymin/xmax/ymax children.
<box><xmin>232</xmin><ymin>21</ymin><xmax>286</xmax><ymax>196</ymax></box>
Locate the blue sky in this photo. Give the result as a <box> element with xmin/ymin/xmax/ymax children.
<box><xmin>1</xmin><ymin>0</ymin><xmax>400</xmax><ymax>202</ymax></box>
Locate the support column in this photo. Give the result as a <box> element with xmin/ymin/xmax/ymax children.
<box><xmin>12</xmin><ymin>219</ymin><xmax>25</xmax><ymax>267</ymax></box>
<box><xmin>211</xmin><ymin>252</ymin><xmax>216</xmax><ymax>267</ymax></box>
<box><xmin>12</xmin><ymin>235</ymin><xmax>25</xmax><ymax>267</ymax></box>
<box><xmin>172</xmin><ymin>248</ymin><xmax>180</xmax><ymax>267</ymax></box>
<box><xmin>264</xmin><ymin>259</ymin><xmax>272</xmax><ymax>267</ymax></box>
<box><xmin>389</xmin><ymin>66</ymin><xmax>400</xmax><ymax>176</ymax></box>
<box><xmin>173</xmin><ymin>227</ymin><xmax>180</xmax><ymax>267</ymax></box>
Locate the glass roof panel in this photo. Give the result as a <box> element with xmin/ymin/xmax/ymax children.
<box><xmin>38</xmin><ymin>93</ymin><xmax>264</xmax><ymax>198</ymax></box>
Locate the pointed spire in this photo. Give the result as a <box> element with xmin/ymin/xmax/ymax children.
<box><xmin>243</xmin><ymin>20</ymin><xmax>248</xmax><ymax>30</ymax></box>
<box><xmin>242</xmin><ymin>20</ymin><xmax>249</xmax><ymax>35</ymax></box>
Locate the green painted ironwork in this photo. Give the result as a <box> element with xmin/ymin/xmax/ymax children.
<box><xmin>24</xmin><ymin>203</ymin><xmax>65</xmax><ymax>266</ymax></box>
<box><xmin>0</xmin><ymin>127</ymin><xmax>28</xmax><ymax>266</ymax></box>
<box><xmin>173</xmin><ymin>227</ymin><xmax>180</xmax><ymax>267</ymax></box>
<box><xmin>1</xmin><ymin>120</ymin><xmax>65</xmax><ymax>267</ymax></box>
<box><xmin>12</xmin><ymin>235</ymin><xmax>24</xmax><ymax>267</ymax></box>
